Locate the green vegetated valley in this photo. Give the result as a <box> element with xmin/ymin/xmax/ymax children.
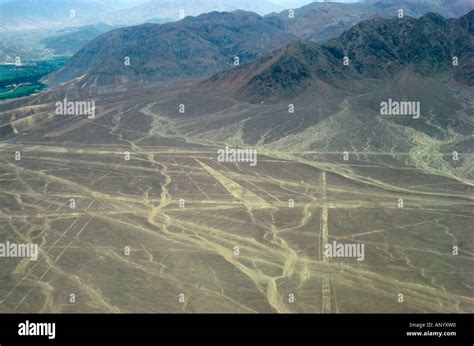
<box><xmin>0</xmin><ymin>56</ymin><xmax>69</xmax><ymax>101</ymax></box>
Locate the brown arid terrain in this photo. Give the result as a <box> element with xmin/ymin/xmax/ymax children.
<box><xmin>0</xmin><ymin>5</ymin><xmax>473</xmax><ymax>314</ymax></box>
<box><xmin>1</xmin><ymin>69</ymin><xmax>473</xmax><ymax>313</ymax></box>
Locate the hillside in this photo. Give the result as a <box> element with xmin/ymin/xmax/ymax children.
<box><xmin>199</xmin><ymin>11</ymin><xmax>473</xmax><ymax>103</ymax></box>
<box><xmin>44</xmin><ymin>11</ymin><xmax>297</xmax><ymax>87</ymax></box>
<box><xmin>267</xmin><ymin>0</ymin><xmax>474</xmax><ymax>43</ymax></box>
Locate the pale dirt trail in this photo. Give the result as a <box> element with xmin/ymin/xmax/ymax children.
<box><xmin>319</xmin><ymin>172</ymin><xmax>332</xmax><ymax>313</ymax></box>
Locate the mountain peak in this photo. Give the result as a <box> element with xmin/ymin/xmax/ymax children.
<box><xmin>45</xmin><ymin>10</ymin><xmax>296</xmax><ymax>87</ymax></box>
<box><xmin>418</xmin><ymin>11</ymin><xmax>448</xmax><ymax>24</ymax></box>
<box><xmin>460</xmin><ymin>8</ymin><xmax>474</xmax><ymax>28</ymax></box>
<box><xmin>199</xmin><ymin>11</ymin><xmax>473</xmax><ymax>103</ymax></box>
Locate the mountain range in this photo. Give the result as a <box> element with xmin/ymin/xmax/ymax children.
<box><xmin>0</xmin><ymin>0</ymin><xmax>117</xmax><ymax>32</ymax></box>
<box><xmin>44</xmin><ymin>11</ymin><xmax>297</xmax><ymax>86</ymax></box>
<box><xmin>45</xmin><ymin>0</ymin><xmax>473</xmax><ymax>88</ymax></box>
<box><xmin>0</xmin><ymin>0</ymin><xmax>285</xmax><ymax>32</ymax></box>
<box><xmin>1</xmin><ymin>1</ymin><xmax>473</xmax><ymax>315</ymax></box>
<box><xmin>102</xmin><ymin>0</ymin><xmax>286</xmax><ymax>25</ymax></box>
<box><xmin>200</xmin><ymin>10</ymin><xmax>473</xmax><ymax>103</ymax></box>
<box><xmin>269</xmin><ymin>0</ymin><xmax>474</xmax><ymax>43</ymax></box>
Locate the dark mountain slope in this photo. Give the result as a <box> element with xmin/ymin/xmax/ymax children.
<box><xmin>199</xmin><ymin>11</ymin><xmax>473</xmax><ymax>103</ymax></box>
<box><xmin>44</xmin><ymin>11</ymin><xmax>296</xmax><ymax>87</ymax></box>
<box><xmin>267</xmin><ymin>0</ymin><xmax>473</xmax><ymax>43</ymax></box>
<box><xmin>43</xmin><ymin>0</ymin><xmax>474</xmax><ymax>88</ymax></box>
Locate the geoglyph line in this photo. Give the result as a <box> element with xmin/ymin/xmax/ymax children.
<box><xmin>195</xmin><ymin>159</ymin><xmax>272</xmax><ymax>210</ymax></box>
<box><xmin>319</xmin><ymin>172</ymin><xmax>331</xmax><ymax>313</ymax></box>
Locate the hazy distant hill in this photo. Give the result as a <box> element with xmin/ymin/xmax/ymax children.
<box><xmin>200</xmin><ymin>10</ymin><xmax>473</xmax><ymax>102</ymax></box>
<box><xmin>0</xmin><ymin>23</ymin><xmax>120</xmax><ymax>63</ymax></box>
<box><xmin>0</xmin><ymin>0</ymin><xmax>118</xmax><ymax>31</ymax></box>
<box><xmin>45</xmin><ymin>11</ymin><xmax>297</xmax><ymax>87</ymax></box>
<box><xmin>268</xmin><ymin>0</ymin><xmax>474</xmax><ymax>43</ymax></box>
<box><xmin>0</xmin><ymin>32</ymin><xmax>52</xmax><ymax>62</ymax></box>
<box><xmin>0</xmin><ymin>0</ymin><xmax>162</xmax><ymax>31</ymax></box>
<box><xmin>102</xmin><ymin>0</ymin><xmax>285</xmax><ymax>25</ymax></box>
<box><xmin>40</xmin><ymin>24</ymin><xmax>117</xmax><ymax>55</ymax></box>
<box><xmin>0</xmin><ymin>0</ymin><xmax>285</xmax><ymax>31</ymax></box>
